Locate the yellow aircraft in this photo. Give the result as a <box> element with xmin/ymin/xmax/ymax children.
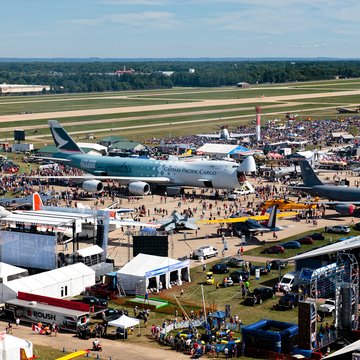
<box><xmin>55</xmin><ymin>350</ymin><xmax>90</xmax><ymax>360</ymax></box>
<box><xmin>197</xmin><ymin>207</ymin><xmax>297</xmax><ymax>225</ymax></box>
<box><xmin>262</xmin><ymin>199</ymin><xmax>317</xmax><ymax>212</ymax></box>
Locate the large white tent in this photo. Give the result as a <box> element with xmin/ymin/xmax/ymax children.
<box><xmin>117</xmin><ymin>254</ymin><xmax>190</xmax><ymax>295</ymax></box>
<box><xmin>0</xmin><ymin>334</ymin><xmax>33</xmax><ymax>360</ymax></box>
<box><xmin>0</xmin><ymin>263</ymin><xmax>28</xmax><ymax>284</ymax></box>
<box><xmin>0</xmin><ymin>263</ymin><xmax>95</xmax><ymax>303</ymax></box>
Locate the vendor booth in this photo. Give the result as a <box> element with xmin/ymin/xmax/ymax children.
<box><xmin>117</xmin><ymin>253</ymin><xmax>191</xmax><ymax>295</ymax></box>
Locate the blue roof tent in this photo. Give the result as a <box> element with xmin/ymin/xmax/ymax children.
<box><xmin>229</xmin><ymin>146</ymin><xmax>250</xmax><ymax>154</ymax></box>
<box><xmin>208</xmin><ymin>310</ymin><xmax>227</xmax><ymax>320</ymax></box>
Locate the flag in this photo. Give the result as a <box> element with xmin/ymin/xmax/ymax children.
<box><xmin>31</xmin><ymin>324</ymin><xmax>41</xmax><ymax>333</ymax></box>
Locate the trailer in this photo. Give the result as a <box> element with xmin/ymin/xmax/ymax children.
<box><xmin>5</xmin><ymin>298</ymin><xmax>90</xmax><ymax>332</ymax></box>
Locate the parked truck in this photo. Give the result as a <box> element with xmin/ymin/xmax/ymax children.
<box><xmin>5</xmin><ymin>298</ymin><xmax>90</xmax><ymax>333</ymax></box>
<box><xmin>273</xmin><ymin>292</ymin><xmax>302</xmax><ymax>310</ymax></box>
<box><xmin>278</xmin><ymin>271</ymin><xmax>301</xmax><ymax>292</ymax></box>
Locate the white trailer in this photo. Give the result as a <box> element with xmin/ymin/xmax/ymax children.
<box><xmin>5</xmin><ymin>298</ymin><xmax>90</xmax><ymax>332</ymax></box>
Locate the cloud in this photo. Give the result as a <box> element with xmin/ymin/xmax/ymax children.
<box><xmin>69</xmin><ymin>11</ymin><xmax>180</xmax><ymax>29</ymax></box>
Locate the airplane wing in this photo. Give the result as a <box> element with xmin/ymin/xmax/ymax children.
<box><xmin>56</xmin><ymin>350</ymin><xmax>90</xmax><ymax>360</ymax></box>
<box><xmin>164</xmin><ymin>223</ymin><xmax>176</xmax><ymax>232</ymax></box>
<box><xmin>110</xmin><ymin>219</ymin><xmax>159</xmax><ymax>228</ymax></box>
<box><xmin>229</xmin><ymin>132</ymin><xmax>256</xmax><ymax>138</ymax></box>
<box><xmin>34</xmin><ymin>156</ymin><xmax>72</xmax><ymax>163</ymax></box>
<box><xmin>196</xmin><ymin>134</ymin><xmax>221</xmax><ymax>138</ymax></box>
<box><xmin>182</xmin><ymin>221</ymin><xmax>198</xmax><ymax>230</ymax></box>
<box><xmin>197</xmin><ymin>212</ymin><xmax>297</xmax><ymax>224</ymax></box>
<box><xmin>27</xmin><ymin>175</ymin><xmax>172</xmax><ymax>184</ymax></box>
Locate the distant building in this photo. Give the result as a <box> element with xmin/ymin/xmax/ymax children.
<box><xmin>236</xmin><ymin>82</ymin><xmax>250</xmax><ymax>88</ymax></box>
<box><xmin>0</xmin><ymin>84</ymin><xmax>50</xmax><ymax>95</ymax></box>
<box><xmin>109</xmin><ymin>141</ymin><xmax>146</xmax><ymax>155</ymax></box>
<box><xmin>114</xmin><ymin>66</ymin><xmax>135</xmax><ymax>75</ymax></box>
<box><xmin>159</xmin><ymin>71</ymin><xmax>174</xmax><ymax>77</ymax></box>
<box><xmin>99</xmin><ymin>136</ymin><xmax>128</xmax><ymax>147</ymax></box>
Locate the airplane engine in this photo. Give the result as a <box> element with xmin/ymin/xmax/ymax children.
<box><xmin>82</xmin><ymin>179</ymin><xmax>104</xmax><ymax>193</ymax></box>
<box><xmin>335</xmin><ymin>204</ymin><xmax>356</xmax><ymax>215</ymax></box>
<box><xmin>128</xmin><ymin>181</ymin><xmax>151</xmax><ymax>196</ymax></box>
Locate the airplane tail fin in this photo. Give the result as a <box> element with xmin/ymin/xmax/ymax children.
<box><xmin>33</xmin><ymin>192</ymin><xmax>43</xmax><ymax>211</ymax></box>
<box><xmin>299</xmin><ymin>161</ymin><xmax>323</xmax><ymax>186</ymax></box>
<box><xmin>48</xmin><ymin>120</ymin><xmax>84</xmax><ymax>154</ymax></box>
<box><xmin>267</xmin><ymin>205</ymin><xmax>277</xmax><ymax>229</ymax></box>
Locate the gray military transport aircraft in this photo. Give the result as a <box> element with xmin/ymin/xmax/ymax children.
<box><xmin>292</xmin><ymin>160</ymin><xmax>360</xmax><ymax>215</ymax></box>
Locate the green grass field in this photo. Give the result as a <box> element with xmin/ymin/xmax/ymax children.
<box><xmin>0</xmin><ymin>78</ymin><xmax>359</xmax><ymax>144</ymax></box>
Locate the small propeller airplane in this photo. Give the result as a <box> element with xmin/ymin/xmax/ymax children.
<box><xmin>198</xmin><ymin>206</ymin><xmax>296</xmax><ymax>235</ymax></box>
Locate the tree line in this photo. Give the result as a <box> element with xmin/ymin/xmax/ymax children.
<box><xmin>1</xmin><ymin>60</ymin><xmax>360</xmax><ymax>93</ymax></box>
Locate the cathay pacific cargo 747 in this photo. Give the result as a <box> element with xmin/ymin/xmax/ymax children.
<box><xmin>42</xmin><ymin>120</ymin><xmax>256</xmax><ymax>196</ymax></box>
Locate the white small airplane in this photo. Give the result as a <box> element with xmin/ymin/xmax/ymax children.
<box><xmin>0</xmin><ymin>193</ymin><xmax>158</xmax><ymax>238</ymax></box>
<box><xmin>197</xmin><ymin>126</ymin><xmax>255</xmax><ymax>141</ymax></box>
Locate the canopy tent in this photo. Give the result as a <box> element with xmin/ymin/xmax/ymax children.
<box><xmin>108</xmin><ymin>314</ymin><xmax>140</xmax><ymax>328</ymax></box>
<box><xmin>0</xmin><ymin>334</ymin><xmax>33</xmax><ymax>360</ymax></box>
<box><xmin>76</xmin><ymin>245</ymin><xmax>104</xmax><ymax>258</ymax></box>
<box><xmin>108</xmin><ymin>314</ymin><xmax>141</xmax><ymax>338</ymax></box>
<box><xmin>117</xmin><ymin>253</ymin><xmax>190</xmax><ymax>295</ymax></box>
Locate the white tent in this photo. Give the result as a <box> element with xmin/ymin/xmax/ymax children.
<box><xmin>108</xmin><ymin>314</ymin><xmax>140</xmax><ymax>328</ymax></box>
<box><xmin>0</xmin><ymin>333</ymin><xmax>33</xmax><ymax>360</ymax></box>
<box><xmin>0</xmin><ymin>263</ymin><xmax>95</xmax><ymax>303</ymax></box>
<box><xmin>0</xmin><ymin>263</ymin><xmax>28</xmax><ymax>284</ymax></box>
<box><xmin>117</xmin><ymin>253</ymin><xmax>190</xmax><ymax>295</ymax></box>
<box><xmin>108</xmin><ymin>315</ymin><xmax>141</xmax><ymax>338</ymax></box>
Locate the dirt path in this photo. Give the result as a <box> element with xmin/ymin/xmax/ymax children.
<box><xmin>0</xmin><ymin>321</ymin><xmax>187</xmax><ymax>360</ymax></box>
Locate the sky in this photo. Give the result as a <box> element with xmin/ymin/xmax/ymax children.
<box><xmin>1</xmin><ymin>0</ymin><xmax>360</xmax><ymax>59</ymax></box>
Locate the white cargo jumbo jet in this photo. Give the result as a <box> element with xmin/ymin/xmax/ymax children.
<box><xmin>37</xmin><ymin>120</ymin><xmax>257</xmax><ymax>196</ymax></box>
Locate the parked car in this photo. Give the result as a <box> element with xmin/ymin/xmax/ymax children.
<box><xmin>281</xmin><ymin>240</ymin><xmax>301</xmax><ymax>249</ymax></box>
<box><xmin>250</xmin><ymin>265</ymin><xmax>269</xmax><ymax>275</ymax></box>
<box><xmin>84</xmin><ymin>283</ymin><xmax>117</xmax><ymax>299</ymax></box>
<box><xmin>318</xmin><ymin>299</ymin><xmax>336</xmax><ymax>316</ymax></box>
<box><xmin>244</xmin><ymin>287</ymin><xmax>274</xmax><ymax>306</ymax></box>
<box><xmin>226</xmin><ymin>257</ymin><xmax>245</xmax><ymax>268</ymax></box>
<box><xmin>325</xmin><ymin>225</ymin><xmax>350</xmax><ymax>234</ymax></box>
<box><xmin>354</xmin><ymin>222</ymin><xmax>360</xmax><ymax>231</ymax></box>
<box><xmin>206</xmin><ymin>272</ymin><xmax>215</xmax><ymax>285</ymax></box>
<box><xmin>75</xmin><ymin>295</ymin><xmax>108</xmax><ymax>308</ymax></box>
<box><xmin>270</xmin><ymin>260</ymin><xmax>288</xmax><ymax>270</ymax></box>
<box><xmin>93</xmin><ymin>308</ymin><xmax>128</xmax><ymax>321</ymax></box>
<box><xmin>230</xmin><ymin>270</ymin><xmax>249</xmax><ymax>283</ymax></box>
<box><xmin>274</xmin><ymin>292</ymin><xmax>301</xmax><ymax>310</ymax></box>
<box><xmin>261</xmin><ymin>245</ymin><xmax>285</xmax><ymax>254</ymax></box>
<box><xmin>211</xmin><ymin>263</ymin><xmax>229</xmax><ymax>274</ymax></box>
<box><xmin>193</xmin><ymin>245</ymin><xmax>218</xmax><ymax>259</ymax></box>
<box><xmin>309</xmin><ymin>232</ymin><xmax>325</xmax><ymax>240</ymax></box>
<box><xmin>297</xmin><ymin>237</ymin><xmax>314</xmax><ymax>245</ymax></box>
